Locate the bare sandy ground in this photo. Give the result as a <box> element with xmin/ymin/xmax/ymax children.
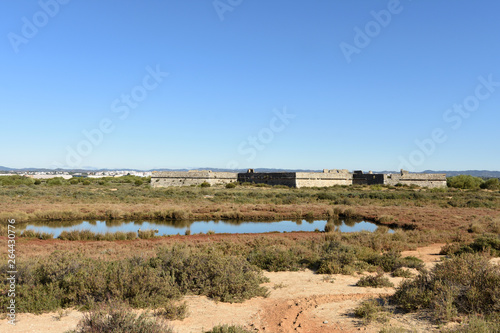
<box><xmin>0</xmin><ymin>244</ymin><xmax>452</xmax><ymax>333</ymax></box>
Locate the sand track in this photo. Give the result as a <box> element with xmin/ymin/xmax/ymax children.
<box><xmin>1</xmin><ymin>244</ymin><xmax>447</xmax><ymax>333</ymax></box>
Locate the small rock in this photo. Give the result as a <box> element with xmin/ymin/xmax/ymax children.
<box><xmin>323</xmin><ymin>320</ymin><xmax>328</xmax><ymax>324</ymax></box>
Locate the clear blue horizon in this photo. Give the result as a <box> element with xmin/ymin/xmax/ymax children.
<box><xmin>2</xmin><ymin>1</ymin><xmax>499</xmax><ymax>172</ymax></box>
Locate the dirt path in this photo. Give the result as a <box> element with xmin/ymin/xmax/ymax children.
<box><xmin>2</xmin><ymin>244</ymin><xmax>447</xmax><ymax>333</ymax></box>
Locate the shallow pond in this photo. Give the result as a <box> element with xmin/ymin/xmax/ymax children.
<box><xmin>23</xmin><ymin>218</ymin><xmax>394</xmax><ymax>238</ymax></box>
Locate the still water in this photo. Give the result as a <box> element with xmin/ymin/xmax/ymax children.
<box><xmin>23</xmin><ymin>218</ymin><xmax>394</xmax><ymax>238</ymax></box>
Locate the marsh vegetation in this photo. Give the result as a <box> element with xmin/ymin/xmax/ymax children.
<box><xmin>0</xmin><ymin>175</ymin><xmax>499</xmax><ymax>331</ymax></box>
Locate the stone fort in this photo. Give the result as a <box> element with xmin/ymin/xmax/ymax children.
<box><xmin>151</xmin><ymin>169</ymin><xmax>447</xmax><ymax>188</ymax></box>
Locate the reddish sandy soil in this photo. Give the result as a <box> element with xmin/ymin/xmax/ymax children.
<box><xmin>2</xmin><ymin>243</ymin><xmax>451</xmax><ymax>333</ymax></box>
<box><xmin>12</xmin><ymin>232</ymin><xmax>326</xmax><ymax>260</ymax></box>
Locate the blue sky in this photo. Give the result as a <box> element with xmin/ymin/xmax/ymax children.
<box><xmin>1</xmin><ymin>0</ymin><xmax>499</xmax><ymax>171</ymax></box>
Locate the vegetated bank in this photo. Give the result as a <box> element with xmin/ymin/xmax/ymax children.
<box><xmin>1</xmin><ymin>175</ymin><xmax>499</xmax><ymax>233</ymax></box>
<box><xmin>1</xmin><ymin>175</ymin><xmax>499</xmax><ymax>330</ymax></box>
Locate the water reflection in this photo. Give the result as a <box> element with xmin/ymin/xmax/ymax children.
<box><xmin>24</xmin><ymin>218</ymin><xmax>394</xmax><ymax>238</ymax></box>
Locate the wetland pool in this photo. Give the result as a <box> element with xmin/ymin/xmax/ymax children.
<box><xmin>23</xmin><ymin>218</ymin><xmax>394</xmax><ymax>238</ymax></box>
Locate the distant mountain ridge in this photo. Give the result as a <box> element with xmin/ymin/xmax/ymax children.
<box><xmin>0</xmin><ymin>166</ymin><xmax>499</xmax><ymax>178</ymax></box>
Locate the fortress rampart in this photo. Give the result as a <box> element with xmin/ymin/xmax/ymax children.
<box><xmin>151</xmin><ymin>170</ymin><xmax>237</xmax><ymax>187</ymax></box>
<box><xmin>383</xmin><ymin>170</ymin><xmax>447</xmax><ymax>188</ymax></box>
<box><xmin>151</xmin><ymin>169</ymin><xmax>447</xmax><ymax>188</ymax></box>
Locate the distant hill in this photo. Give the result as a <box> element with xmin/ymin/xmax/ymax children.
<box><xmin>422</xmin><ymin>170</ymin><xmax>500</xmax><ymax>178</ymax></box>
<box><xmin>373</xmin><ymin>170</ymin><xmax>500</xmax><ymax>178</ymax></box>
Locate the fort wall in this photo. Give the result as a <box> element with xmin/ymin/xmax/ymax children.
<box><xmin>238</xmin><ymin>172</ymin><xmax>297</xmax><ymax>187</ymax></box>
<box><xmin>151</xmin><ymin>169</ymin><xmax>447</xmax><ymax>188</ymax></box>
<box><xmin>151</xmin><ymin>171</ymin><xmax>237</xmax><ymax>187</ymax></box>
<box><xmin>295</xmin><ymin>169</ymin><xmax>352</xmax><ymax>188</ymax></box>
<box><xmin>352</xmin><ymin>171</ymin><xmax>385</xmax><ymax>185</ymax></box>
<box><xmin>383</xmin><ymin>171</ymin><xmax>447</xmax><ymax>188</ymax></box>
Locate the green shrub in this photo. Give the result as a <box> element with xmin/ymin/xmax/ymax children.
<box><xmin>356</xmin><ymin>273</ymin><xmax>394</xmax><ymax>288</ymax></box>
<box><xmin>47</xmin><ymin>178</ymin><xmax>64</xmax><ymax>186</ymax></box>
<box><xmin>317</xmin><ymin>192</ymin><xmax>337</xmax><ymax>200</ymax></box>
<box><xmin>21</xmin><ymin>229</ymin><xmax>37</xmax><ymax>238</ymax></box>
<box><xmin>134</xmin><ymin>179</ymin><xmax>143</xmax><ymax>186</ymax></box>
<box><xmin>455</xmin><ymin>234</ymin><xmax>500</xmax><ymax>256</ymax></box>
<box><xmin>247</xmin><ymin>245</ymin><xmax>307</xmax><ymax>271</ymax></box>
<box><xmin>316</xmin><ymin>242</ymin><xmax>359</xmax><ymax>275</ymax></box>
<box><xmin>0</xmin><ymin>251</ymin><xmax>184</xmax><ymax>313</ymax></box>
<box><xmin>366</xmin><ymin>252</ymin><xmax>424</xmax><ymax>272</ymax></box>
<box><xmin>480</xmin><ymin>178</ymin><xmax>500</xmax><ymax>190</ymax></box>
<box><xmin>138</xmin><ymin>229</ymin><xmax>157</xmax><ymax>239</ymax></box>
<box><xmin>392</xmin><ymin>268</ymin><xmax>414</xmax><ymax>278</ymax></box>
<box><xmin>34</xmin><ymin>179</ymin><xmax>42</xmax><ymax>185</ymax></box>
<box><xmin>205</xmin><ymin>325</ymin><xmax>253</xmax><ymax>333</ymax></box>
<box><xmin>68</xmin><ymin>302</ymin><xmax>173</xmax><ymax>333</ymax></box>
<box><xmin>58</xmin><ymin>230</ymin><xmax>98</xmax><ymax>241</ymax></box>
<box><xmin>154</xmin><ymin>246</ymin><xmax>269</xmax><ymax>303</ymax></box>
<box><xmin>154</xmin><ymin>301</ymin><xmax>188</xmax><ymax>320</ymax></box>
<box><xmin>82</xmin><ymin>180</ymin><xmax>91</xmax><ymax>185</ymax></box>
<box><xmin>200</xmin><ymin>182</ymin><xmax>211</xmax><ymax>187</ymax></box>
<box><xmin>391</xmin><ymin>253</ymin><xmax>500</xmax><ymax>322</ymax></box>
<box><xmin>324</xmin><ymin>223</ymin><xmax>334</xmax><ymax>233</ymax></box>
<box><xmin>447</xmin><ymin>175</ymin><xmax>484</xmax><ymax>190</ymax></box>
<box><xmin>225</xmin><ymin>183</ymin><xmax>237</xmax><ymax>189</ymax></box>
<box><xmin>399</xmin><ymin>256</ymin><xmax>425</xmax><ymax>270</ymax></box>
<box><xmin>366</xmin><ymin>251</ymin><xmax>401</xmax><ymax>272</ymax></box>
<box><xmin>443</xmin><ymin>314</ymin><xmax>500</xmax><ymax>332</ymax></box>
<box><xmin>126</xmin><ymin>231</ymin><xmax>137</xmax><ymax>240</ymax></box>
<box><xmin>354</xmin><ymin>298</ymin><xmax>388</xmax><ymax>323</ymax></box>
<box><xmin>0</xmin><ymin>175</ymin><xmax>35</xmax><ymax>186</ymax></box>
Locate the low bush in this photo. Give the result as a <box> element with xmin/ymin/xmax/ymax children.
<box><xmin>354</xmin><ymin>298</ymin><xmax>388</xmax><ymax>323</ymax></box>
<box><xmin>391</xmin><ymin>253</ymin><xmax>500</xmax><ymax>322</ymax></box>
<box><xmin>154</xmin><ymin>301</ymin><xmax>188</xmax><ymax>320</ymax></box>
<box><xmin>480</xmin><ymin>178</ymin><xmax>500</xmax><ymax>190</ymax></box>
<box><xmin>0</xmin><ymin>175</ymin><xmax>35</xmax><ymax>186</ymax></box>
<box><xmin>356</xmin><ymin>273</ymin><xmax>394</xmax><ymax>288</ymax></box>
<box><xmin>205</xmin><ymin>325</ymin><xmax>253</xmax><ymax>333</ymax></box>
<box><xmin>442</xmin><ymin>314</ymin><xmax>500</xmax><ymax>332</ymax></box>
<box><xmin>21</xmin><ymin>229</ymin><xmax>53</xmax><ymax>239</ymax></box>
<box><xmin>392</xmin><ymin>268</ymin><xmax>414</xmax><ymax>278</ymax></box>
<box><xmin>47</xmin><ymin>178</ymin><xmax>64</xmax><ymax>186</ymax></box>
<box><xmin>444</xmin><ymin>234</ymin><xmax>500</xmax><ymax>257</ymax></box>
<box><xmin>0</xmin><ymin>246</ymin><xmax>269</xmax><ymax>313</ymax></box>
<box><xmin>316</xmin><ymin>241</ymin><xmax>361</xmax><ymax>275</ymax></box>
<box><xmin>67</xmin><ymin>302</ymin><xmax>173</xmax><ymax>333</ymax></box>
<box><xmin>138</xmin><ymin>229</ymin><xmax>157</xmax><ymax>239</ymax></box>
<box><xmin>366</xmin><ymin>252</ymin><xmax>424</xmax><ymax>272</ymax></box>
<box><xmin>399</xmin><ymin>256</ymin><xmax>425</xmax><ymax>270</ymax></box>
<box><xmin>247</xmin><ymin>245</ymin><xmax>308</xmax><ymax>272</ymax></box>
<box><xmin>447</xmin><ymin>175</ymin><xmax>484</xmax><ymax>190</ymax></box>
<box><xmin>366</xmin><ymin>251</ymin><xmax>401</xmax><ymax>272</ymax></box>
<box><xmin>155</xmin><ymin>245</ymin><xmax>269</xmax><ymax>302</ymax></box>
